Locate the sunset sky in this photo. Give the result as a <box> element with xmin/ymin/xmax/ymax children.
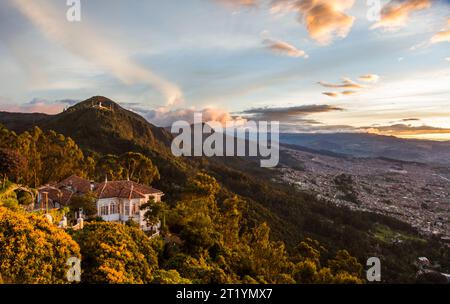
<box><xmin>0</xmin><ymin>0</ymin><xmax>449</xmax><ymax>139</ymax></box>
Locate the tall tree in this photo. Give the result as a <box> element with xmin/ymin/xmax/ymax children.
<box><xmin>0</xmin><ymin>148</ymin><xmax>25</xmax><ymax>184</ymax></box>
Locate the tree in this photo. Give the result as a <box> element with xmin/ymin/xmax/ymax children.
<box><xmin>95</xmin><ymin>154</ymin><xmax>123</xmax><ymax>181</ymax></box>
<box><xmin>69</xmin><ymin>192</ymin><xmax>98</xmax><ymax>218</ymax></box>
<box><xmin>1</xmin><ymin>127</ymin><xmax>87</xmax><ymax>187</ymax></box>
<box><xmin>238</xmin><ymin>223</ymin><xmax>293</xmax><ymax>283</ymax></box>
<box><xmin>328</xmin><ymin>250</ymin><xmax>363</xmax><ymax>279</ymax></box>
<box><xmin>152</xmin><ymin>269</ymin><xmax>192</xmax><ymax>284</ymax></box>
<box><xmin>0</xmin><ymin>182</ymin><xmax>36</xmax><ymax>211</ymax></box>
<box><xmin>0</xmin><ymin>207</ymin><xmax>80</xmax><ymax>284</ymax></box>
<box><xmin>187</xmin><ymin>172</ymin><xmax>220</xmax><ymax>198</ymax></box>
<box><xmin>141</xmin><ymin>198</ymin><xmax>167</xmax><ymax>228</ymax></box>
<box><xmin>94</xmin><ymin>152</ymin><xmax>160</xmax><ymax>185</ymax></box>
<box><xmin>72</xmin><ymin>222</ymin><xmax>158</xmax><ymax>284</ymax></box>
<box><xmin>0</xmin><ymin>148</ymin><xmax>25</xmax><ymax>183</ymax></box>
<box><xmin>291</xmin><ymin>239</ymin><xmax>364</xmax><ymax>284</ymax></box>
<box><xmin>119</xmin><ymin>152</ymin><xmax>160</xmax><ymax>185</ymax></box>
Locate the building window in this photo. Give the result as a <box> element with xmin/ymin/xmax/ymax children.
<box><xmin>133</xmin><ymin>203</ymin><xmax>140</xmax><ymax>215</ymax></box>
<box><xmin>110</xmin><ymin>203</ymin><xmax>119</xmax><ymax>214</ymax></box>
<box><xmin>124</xmin><ymin>203</ymin><xmax>130</xmax><ymax>216</ymax></box>
<box><xmin>100</xmin><ymin>205</ymin><xmax>109</xmax><ymax>216</ymax></box>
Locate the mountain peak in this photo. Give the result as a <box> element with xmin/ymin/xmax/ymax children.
<box><xmin>66</xmin><ymin>96</ymin><xmax>123</xmax><ymax>113</ymax></box>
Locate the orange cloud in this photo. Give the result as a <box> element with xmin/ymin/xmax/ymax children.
<box><xmin>217</xmin><ymin>0</ymin><xmax>258</xmax><ymax>7</ymax></box>
<box><xmin>322</xmin><ymin>92</ymin><xmax>341</xmax><ymax>97</ymax></box>
<box><xmin>341</xmin><ymin>90</ymin><xmax>358</xmax><ymax>95</ymax></box>
<box><xmin>430</xmin><ymin>19</ymin><xmax>450</xmax><ymax>44</ymax></box>
<box><xmin>431</xmin><ymin>29</ymin><xmax>450</xmax><ymax>44</ymax></box>
<box><xmin>0</xmin><ymin>98</ymin><xmax>78</xmax><ymax>114</ymax></box>
<box><xmin>363</xmin><ymin>124</ymin><xmax>450</xmax><ymax>137</ymax></box>
<box><xmin>130</xmin><ymin>105</ymin><xmax>246</xmax><ymax>127</ymax></box>
<box><xmin>271</xmin><ymin>0</ymin><xmax>356</xmax><ymax>45</ymax></box>
<box><xmin>371</xmin><ymin>0</ymin><xmax>432</xmax><ymax>30</ymax></box>
<box><xmin>359</xmin><ymin>74</ymin><xmax>380</xmax><ymax>83</ymax></box>
<box><xmin>319</xmin><ymin>77</ymin><xmax>366</xmax><ymax>89</ymax></box>
<box><xmin>263</xmin><ymin>38</ymin><xmax>309</xmax><ymax>58</ymax></box>
<box><xmin>320</xmin><ymin>75</ymin><xmax>379</xmax><ymax>97</ymax></box>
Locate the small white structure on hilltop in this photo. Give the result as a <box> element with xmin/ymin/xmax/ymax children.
<box><xmin>37</xmin><ymin>175</ymin><xmax>164</xmax><ymax>234</ymax></box>
<box><xmin>92</xmin><ymin>100</ymin><xmax>113</xmax><ymax>111</ymax></box>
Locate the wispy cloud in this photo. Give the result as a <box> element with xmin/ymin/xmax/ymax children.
<box><xmin>371</xmin><ymin>0</ymin><xmax>432</xmax><ymax>31</ymax></box>
<box><xmin>0</xmin><ymin>98</ymin><xmax>79</xmax><ymax>114</ymax></box>
<box><xmin>240</xmin><ymin>104</ymin><xmax>343</xmax><ymax>121</ymax></box>
<box><xmin>322</xmin><ymin>92</ymin><xmax>341</xmax><ymax>97</ymax></box>
<box><xmin>10</xmin><ymin>0</ymin><xmax>183</xmax><ymax>106</ymax></box>
<box><xmin>401</xmin><ymin>118</ymin><xmax>421</xmax><ymax>122</ymax></box>
<box><xmin>430</xmin><ymin>19</ymin><xmax>450</xmax><ymax>44</ymax></box>
<box><xmin>322</xmin><ymin>90</ymin><xmax>358</xmax><ymax>98</ymax></box>
<box><xmin>238</xmin><ymin>104</ymin><xmax>345</xmax><ymax>132</ymax></box>
<box><xmin>359</xmin><ymin>74</ymin><xmax>380</xmax><ymax>83</ymax></box>
<box><xmin>431</xmin><ymin>29</ymin><xmax>450</xmax><ymax>43</ymax></box>
<box><xmin>263</xmin><ymin>38</ymin><xmax>309</xmax><ymax>58</ymax></box>
<box><xmin>319</xmin><ymin>77</ymin><xmax>366</xmax><ymax>89</ymax></box>
<box><xmin>362</xmin><ymin>123</ymin><xmax>450</xmax><ymax>136</ymax></box>
<box><xmin>320</xmin><ymin>75</ymin><xmax>379</xmax><ymax>97</ymax></box>
<box><xmin>217</xmin><ymin>0</ymin><xmax>258</xmax><ymax>8</ymax></box>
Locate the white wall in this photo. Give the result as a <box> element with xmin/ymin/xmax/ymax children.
<box><xmin>96</xmin><ymin>194</ymin><xmax>163</xmax><ymax>233</ymax></box>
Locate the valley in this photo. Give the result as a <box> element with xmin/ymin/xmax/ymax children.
<box><xmin>278</xmin><ymin>146</ymin><xmax>450</xmax><ymax>240</ymax></box>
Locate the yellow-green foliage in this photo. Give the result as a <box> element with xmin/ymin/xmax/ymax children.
<box><xmin>164</xmin><ymin>173</ymin><xmax>364</xmax><ymax>284</ymax></box>
<box><xmin>153</xmin><ymin>269</ymin><xmax>192</xmax><ymax>284</ymax></box>
<box><xmin>0</xmin><ymin>182</ymin><xmax>20</xmax><ymax>210</ymax></box>
<box><xmin>0</xmin><ymin>207</ymin><xmax>81</xmax><ymax>284</ymax></box>
<box><xmin>0</xmin><ymin>125</ymin><xmax>86</xmax><ymax>187</ymax></box>
<box><xmin>72</xmin><ymin>222</ymin><xmax>159</xmax><ymax>284</ymax></box>
<box><xmin>292</xmin><ymin>239</ymin><xmax>364</xmax><ymax>284</ymax></box>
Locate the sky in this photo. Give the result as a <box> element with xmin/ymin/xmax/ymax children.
<box><xmin>0</xmin><ymin>0</ymin><xmax>449</xmax><ymax>140</ymax></box>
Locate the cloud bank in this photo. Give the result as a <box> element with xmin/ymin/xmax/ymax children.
<box><xmin>129</xmin><ymin>106</ymin><xmax>246</xmax><ymax>127</ymax></box>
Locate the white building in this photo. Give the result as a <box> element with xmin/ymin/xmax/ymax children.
<box><xmin>95</xmin><ymin>180</ymin><xmax>164</xmax><ymax>233</ymax></box>
<box><xmin>37</xmin><ymin>176</ymin><xmax>164</xmax><ymax>233</ymax></box>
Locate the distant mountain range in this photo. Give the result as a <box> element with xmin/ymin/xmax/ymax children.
<box><xmin>1</xmin><ymin>99</ymin><xmax>449</xmax><ymax>166</ymax></box>
<box><xmin>280</xmin><ymin>133</ymin><xmax>450</xmax><ymax>165</ymax></box>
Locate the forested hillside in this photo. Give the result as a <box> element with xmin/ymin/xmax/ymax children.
<box><xmin>0</xmin><ymin>96</ymin><xmax>448</xmax><ymax>283</ymax></box>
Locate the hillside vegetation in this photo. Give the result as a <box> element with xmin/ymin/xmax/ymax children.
<box><xmin>0</xmin><ymin>96</ymin><xmax>448</xmax><ymax>283</ymax></box>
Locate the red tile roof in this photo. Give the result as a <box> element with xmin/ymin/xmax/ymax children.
<box><xmin>38</xmin><ymin>185</ymin><xmax>74</xmax><ymax>207</ymax></box>
<box><xmin>57</xmin><ymin>175</ymin><xmax>94</xmax><ymax>193</ymax></box>
<box><xmin>95</xmin><ymin>180</ymin><xmax>163</xmax><ymax>199</ymax></box>
<box><xmin>38</xmin><ymin>176</ymin><xmax>163</xmax><ymax>204</ymax></box>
